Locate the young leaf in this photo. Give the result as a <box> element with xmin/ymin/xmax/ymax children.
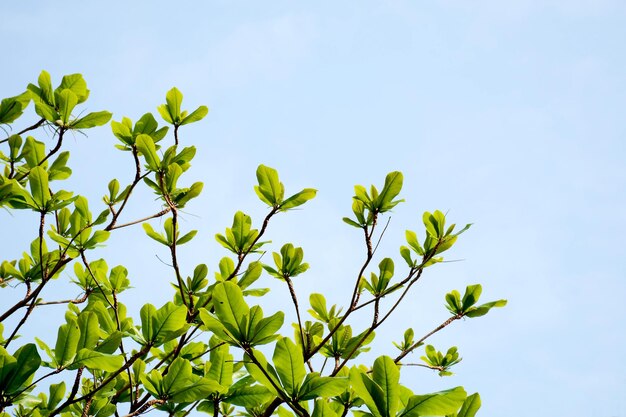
<box><xmin>71</xmin><ymin>111</ymin><xmax>112</xmax><ymax>129</ymax></box>
<box><xmin>56</xmin><ymin>89</ymin><xmax>77</xmax><ymax>124</ymax></box>
<box><xmin>165</xmin><ymin>87</ymin><xmax>183</xmax><ymax>123</ymax></box>
<box><xmin>180</xmin><ymin>105</ymin><xmax>209</xmax><ymax>125</ymax></box>
<box><xmin>280</xmin><ymin>188</ymin><xmax>317</xmax><ymax>210</ymax></box>
<box><xmin>457</xmin><ymin>393</ymin><xmax>481</xmax><ymax>417</ymax></box>
<box><xmin>255</xmin><ymin>165</ymin><xmax>284</xmax><ymax>206</ymax></box>
<box><xmin>135</xmin><ymin>134</ymin><xmax>161</xmax><ymax>171</ymax></box>
<box><xmin>464</xmin><ymin>299</ymin><xmax>508</xmax><ymax>318</ymax></box>
<box><xmin>399</xmin><ymin>387</ymin><xmax>466</xmax><ymax>417</ymax></box>
<box><xmin>461</xmin><ymin>285</ymin><xmax>482</xmax><ymax>311</ymax></box>
<box><xmin>376</xmin><ymin>172</ymin><xmax>404</xmax><ymax>212</ymax></box>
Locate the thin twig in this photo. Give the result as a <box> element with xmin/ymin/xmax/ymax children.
<box><xmin>394</xmin><ymin>313</ymin><xmax>463</xmax><ymax>364</ymax></box>
<box><xmin>122</xmin><ymin>399</ymin><xmax>165</xmax><ymax>417</ymax></box>
<box><xmin>107</xmin><ymin>208</ymin><xmax>171</xmax><ymax>230</ymax></box>
<box><xmin>305</xmin><ymin>213</ymin><xmax>378</xmax><ymax>361</ymax></box>
<box><xmin>284</xmin><ymin>277</ymin><xmax>308</xmax><ymax>361</ymax></box>
<box><xmin>105</xmin><ymin>146</ymin><xmax>143</xmax><ymax>230</ymax></box>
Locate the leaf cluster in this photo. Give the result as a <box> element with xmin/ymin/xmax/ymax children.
<box><xmin>0</xmin><ymin>71</ymin><xmax>506</xmax><ymax>417</ymax></box>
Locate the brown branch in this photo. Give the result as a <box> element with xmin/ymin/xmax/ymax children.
<box><xmin>16</xmin><ymin>118</ymin><xmax>45</xmax><ymax>136</ymax></box>
<box><xmin>2</xmin><ymin>212</ymin><xmax>47</xmax><ymax>347</ymax></box>
<box><xmin>105</xmin><ymin>146</ymin><xmax>144</xmax><ymax>230</ymax></box>
<box><xmin>228</xmin><ymin>207</ymin><xmax>278</xmax><ymax>281</ymax></box>
<box><xmin>107</xmin><ymin>208</ymin><xmax>171</xmax><ymax>231</ymax></box>
<box><xmin>50</xmin><ymin>345</ymin><xmax>151</xmax><ymax>417</ymax></box>
<box><xmin>80</xmin><ymin>397</ymin><xmax>93</xmax><ymax>417</ymax></box>
<box><xmin>394</xmin><ymin>313</ymin><xmax>463</xmax><ymax>364</ymax></box>
<box><xmin>284</xmin><ymin>277</ymin><xmax>308</xmax><ymax>361</ymax></box>
<box><xmin>15</xmin><ymin>128</ymin><xmax>66</xmax><ymax>182</ymax></box>
<box><xmin>122</xmin><ymin>399</ymin><xmax>165</xmax><ymax>417</ymax></box>
<box><xmin>80</xmin><ymin>252</ymin><xmax>115</xmax><ymax>310</ymax></box>
<box><xmin>36</xmin><ymin>290</ymin><xmax>90</xmax><ymax>305</ymax></box>
<box><xmin>261</xmin><ymin>398</ymin><xmax>284</xmax><ymax>417</ymax></box>
<box><xmin>305</xmin><ymin>214</ymin><xmax>378</xmax><ymax>361</ymax></box>
<box><xmin>401</xmin><ymin>363</ymin><xmax>446</xmax><ymax>371</ymax></box>
<box><xmin>180</xmin><ymin>401</ymin><xmax>201</xmax><ymax>417</ymax></box>
<box><xmin>0</xmin><ymin>118</ymin><xmax>46</xmax><ymax>145</ymax></box>
<box><xmin>331</xmin><ymin>297</ymin><xmax>379</xmax><ymax>376</ymax></box>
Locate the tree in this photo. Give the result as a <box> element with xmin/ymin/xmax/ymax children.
<box><xmin>0</xmin><ymin>71</ymin><xmax>506</xmax><ymax>417</ymax></box>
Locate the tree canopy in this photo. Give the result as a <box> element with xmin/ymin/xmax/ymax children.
<box><xmin>0</xmin><ymin>71</ymin><xmax>505</xmax><ymax>417</ymax></box>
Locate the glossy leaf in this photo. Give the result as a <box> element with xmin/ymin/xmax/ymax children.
<box><xmin>400</xmin><ymin>387</ymin><xmax>466</xmax><ymax>417</ymax></box>
<box><xmin>273</xmin><ymin>337</ymin><xmax>306</xmax><ymax>397</ymax></box>
<box><xmin>71</xmin><ymin>111</ymin><xmax>112</xmax><ymax>129</ymax></box>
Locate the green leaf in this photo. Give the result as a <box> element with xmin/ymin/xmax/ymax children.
<box><xmin>280</xmin><ymin>188</ymin><xmax>317</xmax><ymax>210</ymax></box>
<box><xmin>6</xmin><ymin>344</ymin><xmax>41</xmax><ymax>392</ymax></box>
<box><xmin>47</xmin><ymin>382</ymin><xmax>66</xmax><ymax>409</ymax></box>
<box><xmin>244</xmin><ymin>350</ymin><xmax>282</xmax><ymax>396</ymax></box>
<box><xmin>71</xmin><ymin>111</ymin><xmax>112</xmax><ymax>129</ymax></box>
<box><xmin>56</xmin><ymin>89</ymin><xmax>77</xmax><ymax>124</ymax></box>
<box><xmin>166</xmin><ymin>87</ymin><xmax>183</xmax><ymax>122</ymax></box>
<box><xmin>0</xmin><ymin>95</ymin><xmax>28</xmax><ymax>124</ymax></box>
<box><xmin>135</xmin><ymin>134</ymin><xmax>161</xmax><ymax>171</ymax></box>
<box><xmin>299</xmin><ymin>373</ymin><xmax>349</xmax><ymax>401</ymax></box>
<box><xmin>164</xmin><ymin>358</ymin><xmax>223</xmax><ymax>402</ymax></box>
<box><xmin>249</xmin><ymin>311</ymin><xmax>284</xmax><ymax>346</ymax></box>
<box><xmin>376</xmin><ymin>172</ymin><xmax>403</xmax><ymax>211</ymax></box>
<box><xmin>349</xmin><ymin>366</ymin><xmax>385</xmax><ymax>417</ymax></box>
<box><xmin>76</xmin><ymin>312</ymin><xmax>99</xmax><ymax>351</ymax></box>
<box><xmin>180</xmin><ymin>105</ymin><xmax>209</xmax><ymax>125</ymax></box>
<box><xmin>140</xmin><ymin>302</ymin><xmax>187</xmax><ymax>345</ymax></box>
<box><xmin>57</xmin><ymin>73</ymin><xmax>89</xmax><ymax>103</ymax></box>
<box><xmin>273</xmin><ymin>337</ymin><xmax>306</xmax><ymax>397</ymax></box>
<box><xmin>225</xmin><ymin>384</ymin><xmax>273</xmax><ymax>407</ymax></box>
<box><xmin>212</xmin><ymin>282</ymin><xmax>249</xmax><ymax>342</ymax></box>
<box><xmin>456</xmin><ymin>393</ymin><xmax>481</xmax><ymax>417</ymax></box>
<box><xmin>207</xmin><ymin>345</ymin><xmax>233</xmax><ymax>387</ymax></box>
<box><xmin>312</xmin><ymin>399</ymin><xmax>339</xmax><ymax>417</ymax></box>
<box><xmin>461</xmin><ymin>285</ymin><xmax>482</xmax><ymax>311</ymax></box>
<box><xmin>239</xmin><ymin>261</ymin><xmax>263</xmax><ymax>289</ymax></box>
<box><xmin>177</xmin><ymin>230</ymin><xmax>197</xmax><ymax>245</ymax></box>
<box><xmin>37</xmin><ymin>70</ymin><xmax>54</xmax><ymax>105</ymax></box>
<box><xmin>400</xmin><ymin>387</ymin><xmax>466</xmax><ymax>417</ymax></box>
<box><xmin>372</xmin><ymin>356</ymin><xmax>400</xmax><ymax>417</ymax></box>
<box><xmin>95</xmin><ymin>331</ymin><xmax>123</xmax><ymax>354</ymax></box>
<box><xmin>55</xmin><ymin>319</ymin><xmax>81</xmax><ymax>367</ymax></box>
<box><xmin>72</xmin><ymin>349</ymin><xmax>123</xmax><ymax>372</ymax></box>
<box><xmin>175</xmin><ymin>181</ymin><xmax>204</xmax><ymax>207</ymax></box>
<box><xmin>465</xmin><ymin>299</ymin><xmax>507</xmax><ymax>318</ymax></box>
<box><xmin>343</xmin><ymin>217</ymin><xmax>362</xmax><ymax>228</ymax></box>
<box><xmin>143</xmin><ymin>223</ymin><xmax>168</xmax><ymax>246</ymax></box>
<box><xmin>0</xmin><ymin>347</ymin><xmax>18</xmax><ymax>389</ymax></box>
<box><xmin>29</xmin><ymin>166</ymin><xmax>51</xmax><ymax>210</ymax></box>
<box><xmin>255</xmin><ymin>165</ymin><xmax>284</xmax><ymax>206</ymax></box>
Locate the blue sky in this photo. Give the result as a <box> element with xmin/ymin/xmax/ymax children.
<box><xmin>2</xmin><ymin>1</ymin><xmax>625</xmax><ymax>416</ymax></box>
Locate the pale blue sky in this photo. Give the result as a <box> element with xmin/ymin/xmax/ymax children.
<box><xmin>2</xmin><ymin>1</ymin><xmax>625</xmax><ymax>416</ymax></box>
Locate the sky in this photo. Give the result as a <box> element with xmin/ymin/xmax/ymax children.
<box><xmin>1</xmin><ymin>1</ymin><xmax>625</xmax><ymax>416</ymax></box>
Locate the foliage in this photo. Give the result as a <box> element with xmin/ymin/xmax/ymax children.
<box><xmin>0</xmin><ymin>71</ymin><xmax>506</xmax><ymax>417</ymax></box>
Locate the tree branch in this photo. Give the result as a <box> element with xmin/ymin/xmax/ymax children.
<box><xmin>394</xmin><ymin>313</ymin><xmax>463</xmax><ymax>364</ymax></box>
